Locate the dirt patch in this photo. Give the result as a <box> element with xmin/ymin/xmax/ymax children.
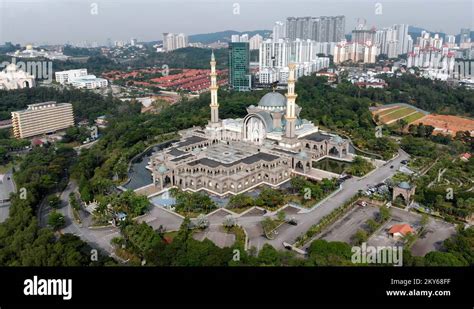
<box><xmin>413</xmin><ymin>114</ymin><xmax>474</xmax><ymax>136</ymax></box>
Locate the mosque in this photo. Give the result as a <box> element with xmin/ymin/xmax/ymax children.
<box><xmin>0</xmin><ymin>63</ymin><xmax>35</xmax><ymax>90</ymax></box>
<box><xmin>149</xmin><ymin>52</ymin><xmax>351</xmax><ymax>196</ymax></box>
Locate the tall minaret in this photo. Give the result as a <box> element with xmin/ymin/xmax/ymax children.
<box><xmin>284</xmin><ymin>63</ymin><xmax>297</xmax><ymax>139</ymax></box>
<box><xmin>209</xmin><ymin>50</ymin><xmax>219</xmax><ymax>124</ymax></box>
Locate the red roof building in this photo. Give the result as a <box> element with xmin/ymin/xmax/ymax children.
<box><xmin>389</xmin><ymin>224</ymin><xmax>415</xmax><ymax>237</ymax></box>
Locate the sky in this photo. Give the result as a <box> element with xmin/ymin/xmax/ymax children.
<box><xmin>0</xmin><ymin>0</ymin><xmax>473</xmax><ymax>45</ymax></box>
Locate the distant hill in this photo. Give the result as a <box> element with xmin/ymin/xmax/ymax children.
<box><xmin>189</xmin><ymin>30</ymin><xmax>271</xmax><ymax>44</ymax></box>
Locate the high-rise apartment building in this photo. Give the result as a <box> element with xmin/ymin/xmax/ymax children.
<box><xmin>162</xmin><ymin>33</ymin><xmax>188</xmax><ymax>51</ymax></box>
<box><xmin>286</xmin><ymin>16</ymin><xmax>345</xmax><ymax>42</ymax></box>
<box><xmin>228</xmin><ymin>42</ymin><xmax>251</xmax><ymax>91</ymax></box>
<box><xmin>249</xmin><ymin>34</ymin><xmax>263</xmax><ymax>50</ymax></box>
<box><xmin>272</xmin><ymin>21</ymin><xmax>286</xmax><ymax>40</ymax></box>
<box><xmin>375</xmin><ymin>24</ymin><xmax>411</xmax><ymax>57</ymax></box>
<box><xmin>460</xmin><ymin>28</ymin><xmax>471</xmax><ymax>43</ymax></box>
<box><xmin>333</xmin><ymin>40</ymin><xmax>377</xmax><ymax>64</ymax></box>
<box><xmin>11</xmin><ymin>101</ymin><xmax>75</xmax><ymax>139</ymax></box>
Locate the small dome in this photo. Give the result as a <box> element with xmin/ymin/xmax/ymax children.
<box><xmin>331</xmin><ymin>135</ymin><xmax>343</xmax><ymax>144</ymax></box>
<box><xmin>398</xmin><ymin>181</ymin><xmax>411</xmax><ymax>189</ymax></box>
<box><xmin>192</xmin><ymin>148</ymin><xmax>201</xmax><ymax>154</ymax></box>
<box><xmin>297</xmin><ymin>151</ymin><xmax>308</xmax><ymax>160</ymax></box>
<box><xmin>258</xmin><ymin>92</ymin><xmax>287</xmax><ymax>107</ymax></box>
<box><xmin>6</xmin><ymin>63</ymin><xmax>17</xmax><ymax>72</ymax></box>
<box><xmin>157</xmin><ymin>164</ymin><xmax>168</xmax><ymax>174</ymax></box>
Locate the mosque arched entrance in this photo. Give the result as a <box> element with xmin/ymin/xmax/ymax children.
<box><xmin>243</xmin><ymin>114</ymin><xmax>266</xmax><ymax>145</ymax></box>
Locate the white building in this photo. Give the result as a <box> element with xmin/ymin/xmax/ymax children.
<box><xmin>259</xmin><ymin>38</ymin><xmax>329</xmax><ymax>83</ymax></box>
<box><xmin>272</xmin><ymin>21</ymin><xmax>286</xmax><ymax>41</ymax></box>
<box><xmin>333</xmin><ymin>40</ymin><xmax>377</xmax><ymax>64</ymax></box>
<box><xmin>162</xmin><ymin>33</ymin><xmax>188</xmax><ymax>51</ymax></box>
<box><xmin>0</xmin><ymin>63</ymin><xmax>35</xmax><ymax>90</ymax></box>
<box><xmin>69</xmin><ymin>75</ymin><xmax>108</xmax><ymax>89</ymax></box>
<box><xmin>249</xmin><ymin>34</ymin><xmax>263</xmax><ymax>50</ymax></box>
<box><xmin>55</xmin><ymin>69</ymin><xmax>88</xmax><ymax>84</ymax></box>
<box><xmin>375</xmin><ymin>25</ymin><xmax>411</xmax><ymax>57</ymax></box>
<box><xmin>407</xmin><ymin>47</ymin><xmax>456</xmax><ymax>80</ymax></box>
<box><xmin>259</xmin><ymin>39</ymin><xmax>291</xmax><ymax>69</ymax></box>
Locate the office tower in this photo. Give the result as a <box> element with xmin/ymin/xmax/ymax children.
<box><xmin>272</xmin><ymin>21</ymin><xmax>286</xmax><ymax>40</ymax></box>
<box><xmin>228</xmin><ymin>42</ymin><xmax>251</xmax><ymax>91</ymax></box>
<box><xmin>249</xmin><ymin>34</ymin><xmax>263</xmax><ymax>50</ymax></box>
<box><xmin>11</xmin><ymin>102</ymin><xmax>74</xmax><ymax>139</ymax></box>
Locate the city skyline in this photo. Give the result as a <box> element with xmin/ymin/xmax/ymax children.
<box><xmin>0</xmin><ymin>0</ymin><xmax>472</xmax><ymax>45</ymax></box>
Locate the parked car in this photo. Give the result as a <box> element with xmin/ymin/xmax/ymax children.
<box><xmin>287</xmin><ymin>217</ymin><xmax>298</xmax><ymax>226</ymax></box>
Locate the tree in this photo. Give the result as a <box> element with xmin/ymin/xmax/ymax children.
<box><xmin>255</xmin><ymin>187</ymin><xmax>284</xmax><ymax>209</ymax></box>
<box><xmin>227</xmin><ymin>193</ymin><xmax>254</xmax><ymax>209</ymax></box>
<box><xmin>222</xmin><ymin>215</ymin><xmax>235</xmax><ymax>228</ymax></box>
<box><xmin>277</xmin><ymin>210</ymin><xmax>286</xmax><ymax>222</ymax></box>
<box><xmin>352</xmin><ymin>229</ymin><xmax>368</xmax><ymax>245</ymax></box>
<box><xmin>48</xmin><ymin>211</ymin><xmax>65</xmax><ymax>231</ymax></box>
<box><xmin>420</xmin><ymin>213</ymin><xmax>429</xmax><ymax>227</ymax></box>
<box><xmin>196</xmin><ymin>214</ymin><xmax>209</xmax><ymax>229</ymax></box>
<box><xmin>257</xmin><ymin>244</ymin><xmax>281</xmax><ymax>265</ymax></box>
<box><xmin>47</xmin><ymin>195</ymin><xmax>61</xmax><ymax>209</ymax></box>
<box><xmin>378</xmin><ymin>206</ymin><xmax>391</xmax><ymax>223</ymax></box>
<box><xmin>366</xmin><ymin>218</ymin><xmax>379</xmax><ymax>233</ymax></box>
<box><xmin>424</xmin><ymin>251</ymin><xmax>466</xmax><ymax>266</ymax></box>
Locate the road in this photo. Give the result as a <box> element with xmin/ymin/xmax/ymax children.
<box><xmin>42</xmin><ymin>149</ymin><xmax>409</xmax><ymax>257</ymax></box>
<box><xmin>238</xmin><ymin>149</ymin><xmax>410</xmax><ymax>251</ymax></box>
<box><xmin>40</xmin><ymin>181</ymin><xmax>119</xmax><ymax>255</ymax></box>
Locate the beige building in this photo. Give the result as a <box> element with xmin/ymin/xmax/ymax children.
<box><xmin>149</xmin><ymin>52</ymin><xmax>351</xmax><ymax>196</ymax></box>
<box><xmin>12</xmin><ymin>101</ymin><xmax>74</xmax><ymax>139</ymax></box>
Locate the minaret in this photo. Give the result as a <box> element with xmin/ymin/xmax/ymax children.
<box><xmin>284</xmin><ymin>63</ymin><xmax>297</xmax><ymax>139</ymax></box>
<box><xmin>209</xmin><ymin>50</ymin><xmax>219</xmax><ymax>124</ymax></box>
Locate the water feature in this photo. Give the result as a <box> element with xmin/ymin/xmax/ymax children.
<box><xmin>313</xmin><ymin>157</ymin><xmax>353</xmax><ymax>174</ymax></box>
<box><xmin>123</xmin><ymin>140</ymin><xmax>175</xmax><ymax>190</ymax></box>
<box><xmin>150</xmin><ymin>190</ymin><xmax>176</xmax><ymax>208</ymax></box>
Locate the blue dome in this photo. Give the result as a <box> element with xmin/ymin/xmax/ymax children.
<box><xmin>297</xmin><ymin>151</ymin><xmax>308</xmax><ymax>160</ymax></box>
<box><xmin>398</xmin><ymin>181</ymin><xmax>411</xmax><ymax>189</ymax></box>
<box><xmin>157</xmin><ymin>164</ymin><xmax>168</xmax><ymax>174</ymax></box>
<box><xmin>258</xmin><ymin>92</ymin><xmax>287</xmax><ymax>107</ymax></box>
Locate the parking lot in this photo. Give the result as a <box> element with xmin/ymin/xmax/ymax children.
<box><xmin>193</xmin><ymin>225</ymin><xmax>236</xmax><ymax>248</ymax></box>
<box><xmin>319</xmin><ymin>204</ymin><xmax>380</xmax><ymax>244</ymax></box>
<box><xmin>368</xmin><ymin>207</ymin><xmax>456</xmax><ymax>256</ymax></box>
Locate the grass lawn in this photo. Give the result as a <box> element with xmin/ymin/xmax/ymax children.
<box><xmin>224</xmin><ymin>226</ymin><xmax>246</xmax><ymax>246</ymax></box>
<box><xmin>376</xmin><ymin>106</ymin><xmax>402</xmax><ymax>117</ymax></box>
<box><xmin>403</xmin><ymin>112</ymin><xmax>425</xmax><ymax>124</ymax></box>
<box><xmin>380</xmin><ymin>107</ymin><xmax>415</xmax><ymax>123</ymax></box>
<box><xmin>0</xmin><ymin>162</ymin><xmax>13</xmax><ymax>174</ymax></box>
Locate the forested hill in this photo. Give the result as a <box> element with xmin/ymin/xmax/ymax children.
<box><xmin>356</xmin><ymin>74</ymin><xmax>474</xmax><ymax>117</ymax></box>
<box><xmin>189</xmin><ymin>30</ymin><xmax>271</xmax><ymax>43</ymax></box>
<box><xmin>0</xmin><ymin>87</ymin><xmax>140</xmax><ymax>121</ymax></box>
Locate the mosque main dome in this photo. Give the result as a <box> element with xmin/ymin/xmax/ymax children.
<box><xmin>257</xmin><ymin>92</ymin><xmax>287</xmax><ymax>108</ymax></box>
